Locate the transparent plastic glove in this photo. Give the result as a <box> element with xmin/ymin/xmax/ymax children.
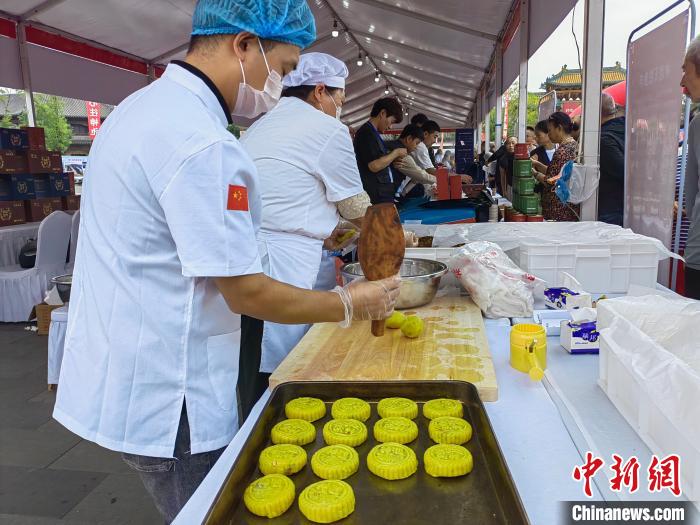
<box><xmin>323</xmin><ymin>223</ymin><xmax>358</xmax><ymax>251</ymax></box>
<box><xmin>403</xmin><ymin>230</ymin><xmax>418</xmax><ymax>248</ymax></box>
<box><xmin>331</xmin><ymin>276</ymin><xmax>401</xmax><ymax>327</ymax></box>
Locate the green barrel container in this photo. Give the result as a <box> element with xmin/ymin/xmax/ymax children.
<box><xmin>513</xmin><ymin>159</ymin><xmax>532</xmax><ymax>178</ymax></box>
<box><xmin>513</xmin><ymin>176</ymin><xmax>537</xmax><ymax>195</ymax></box>
<box><xmin>513</xmin><ymin>193</ymin><xmax>541</xmax><ymax>215</ymax></box>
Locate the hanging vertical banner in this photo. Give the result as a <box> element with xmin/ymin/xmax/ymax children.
<box><xmin>454</xmin><ymin>128</ymin><xmax>475</xmax><ymax>174</ymax></box>
<box><xmin>625</xmin><ymin>10</ymin><xmax>688</xmax><ymax>269</ymax></box>
<box><xmin>85</xmin><ymin>101</ymin><xmax>101</xmax><ymax>140</ymax></box>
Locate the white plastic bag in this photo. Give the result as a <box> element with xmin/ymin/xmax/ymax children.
<box><xmin>448</xmin><ymin>241</ymin><xmax>542</xmax><ymax>318</ymax></box>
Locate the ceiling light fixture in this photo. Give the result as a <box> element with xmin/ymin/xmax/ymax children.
<box><xmin>374</xmin><ymin>71</ymin><xmax>380</xmax><ymax>82</ymax></box>
<box><xmin>356</xmin><ymin>52</ymin><xmax>364</xmax><ymax>67</ymax></box>
<box><xmin>331</xmin><ymin>20</ymin><xmax>339</xmax><ymax>38</ymax></box>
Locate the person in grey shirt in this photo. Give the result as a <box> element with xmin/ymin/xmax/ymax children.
<box><xmin>681</xmin><ymin>35</ymin><xmax>700</xmax><ymax>299</ymax></box>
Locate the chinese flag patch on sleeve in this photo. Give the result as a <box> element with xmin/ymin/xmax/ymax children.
<box><xmin>227</xmin><ymin>185</ymin><xmax>249</xmax><ymax>211</ymax></box>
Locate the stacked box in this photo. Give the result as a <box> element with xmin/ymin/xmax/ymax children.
<box><xmin>0</xmin><ymin>200</ymin><xmax>27</xmax><ymax>226</ymax></box>
<box><xmin>511</xmin><ymin>158</ymin><xmax>540</xmax><ymax>215</ymax></box>
<box><xmin>25</xmin><ymin>197</ymin><xmax>62</xmax><ymax>222</ymax></box>
<box><xmin>0</xmin><ymin>127</ymin><xmax>77</xmax><ymax>223</ymax></box>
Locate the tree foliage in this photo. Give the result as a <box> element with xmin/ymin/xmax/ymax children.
<box><xmin>486</xmin><ymin>82</ymin><xmax>542</xmax><ymax>142</ymax></box>
<box><xmin>19</xmin><ymin>95</ymin><xmax>73</xmax><ymax>153</ymax></box>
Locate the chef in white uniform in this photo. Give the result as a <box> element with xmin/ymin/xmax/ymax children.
<box><xmin>51</xmin><ymin>3</ymin><xmax>399</xmax><ymax>522</ymax></box>
<box><xmin>240</xmin><ymin>53</ymin><xmax>372</xmax><ymax>390</ymax></box>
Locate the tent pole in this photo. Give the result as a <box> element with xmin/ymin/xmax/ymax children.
<box><xmin>495</xmin><ymin>42</ymin><xmax>503</xmax><ymax>148</ymax></box>
<box><xmin>484</xmin><ymin>89</ymin><xmax>491</xmax><ymax>146</ymax></box>
<box><xmin>147</xmin><ymin>63</ymin><xmax>156</xmax><ymax>84</ymax></box>
<box><xmin>580</xmin><ymin>0</ymin><xmax>606</xmax><ymax>221</ymax></box>
<box><xmin>517</xmin><ymin>0</ymin><xmax>530</xmax><ymax>142</ymax></box>
<box><xmin>17</xmin><ymin>22</ymin><xmax>36</xmax><ymax>126</ymax></box>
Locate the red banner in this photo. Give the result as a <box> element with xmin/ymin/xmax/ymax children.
<box><xmin>85</xmin><ymin>101</ymin><xmax>101</xmax><ymax>140</ymax></box>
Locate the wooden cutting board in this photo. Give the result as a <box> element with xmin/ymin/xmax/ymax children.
<box><xmin>270</xmin><ymin>295</ymin><xmax>498</xmax><ymax>401</ymax></box>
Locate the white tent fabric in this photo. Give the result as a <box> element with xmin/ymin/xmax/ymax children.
<box><xmin>0</xmin><ymin>0</ymin><xmax>576</xmax><ymax>127</ymax></box>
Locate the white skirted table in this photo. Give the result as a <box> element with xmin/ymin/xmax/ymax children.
<box><xmin>47</xmin><ymin>304</ymin><xmax>69</xmax><ymax>389</ymax></box>
<box><xmin>0</xmin><ymin>222</ymin><xmax>41</xmax><ymax>267</ymax></box>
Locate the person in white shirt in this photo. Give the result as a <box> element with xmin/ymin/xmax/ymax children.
<box><xmin>52</xmin><ymin>2</ymin><xmax>399</xmax><ymax>522</ymax></box>
<box><xmin>411</xmin><ymin>119</ymin><xmax>440</xmax><ymax>175</ymax></box>
<box><xmin>238</xmin><ymin>52</ymin><xmax>373</xmax><ymax>414</ymax></box>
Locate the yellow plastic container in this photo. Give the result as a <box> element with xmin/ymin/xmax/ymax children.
<box><xmin>510</xmin><ymin>323</ymin><xmax>547</xmax><ymax>381</ymax></box>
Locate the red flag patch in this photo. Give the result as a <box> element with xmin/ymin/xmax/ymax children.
<box><xmin>227</xmin><ymin>185</ymin><xmax>249</xmax><ymax>211</ymax></box>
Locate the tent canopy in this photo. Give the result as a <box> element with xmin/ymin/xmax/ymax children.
<box><xmin>0</xmin><ymin>0</ymin><xmax>575</xmax><ymax>129</ymax></box>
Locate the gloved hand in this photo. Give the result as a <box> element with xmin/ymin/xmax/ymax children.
<box><xmin>331</xmin><ymin>276</ymin><xmax>401</xmax><ymax>327</ymax></box>
<box><xmin>323</xmin><ymin>223</ymin><xmax>358</xmax><ymax>251</ymax></box>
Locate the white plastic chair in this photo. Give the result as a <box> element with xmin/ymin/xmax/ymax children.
<box><xmin>66</xmin><ymin>210</ymin><xmax>80</xmax><ymax>271</ymax></box>
<box><xmin>0</xmin><ymin>211</ymin><xmax>72</xmax><ymax>322</ymax></box>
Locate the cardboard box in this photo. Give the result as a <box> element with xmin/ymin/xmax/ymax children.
<box><xmin>61</xmin><ymin>195</ymin><xmax>80</xmax><ymax>211</ymax></box>
<box><xmin>544</xmin><ymin>286</ymin><xmax>593</xmax><ymax>310</ymax></box>
<box><xmin>0</xmin><ymin>150</ymin><xmax>29</xmax><ymax>174</ymax></box>
<box><xmin>31</xmin><ymin>303</ymin><xmax>62</xmax><ymax>335</ymax></box>
<box><xmin>436</xmin><ymin>167</ymin><xmax>450</xmax><ymax>200</ymax></box>
<box><xmin>26</xmin><ymin>150</ymin><xmax>62</xmax><ymax>174</ymax></box>
<box><xmin>24</xmin><ymin>197</ymin><xmax>62</xmax><ymax>222</ymax></box>
<box><xmin>449</xmin><ymin>175</ymin><xmax>462</xmax><ymax>199</ymax></box>
<box><xmin>0</xmin><ymin>200</ymin><xmax>26</xmax><ymax>226</ymax></box>
<box><xmin>33</xmin><ymin>173</ymin><xmax>71</xmax><ymax>198</ymax></box>
<box><xmin>560</xmin><ymin>319</ymin><xmax>600</xmax><ymax>354</ymax></box>
<box><xmin>0</xmin><ymin>128</ymin><xmax>28</xmax><ymax>150</ymax></box>
<box><xmin>20</xmin><ymin>126</ymin><xmax>46</xmax><ymax>151</ymax></box>
<box><xmin>0</xmin><ymin>173</ymin><xmax>35</xmax><ymax>201</ymax></box>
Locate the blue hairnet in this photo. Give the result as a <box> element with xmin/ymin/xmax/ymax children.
<box><xmin>191</xmin><ymin>0</ymin><xmax>317</xmax><ymax>49</ymax></box>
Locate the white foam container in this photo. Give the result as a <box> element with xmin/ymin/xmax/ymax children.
<box><xmin>510</xmin><ymin>240</ymin><xmax>659</xmax><ymax>293</ymax></box>
<box><xmin>598</xmin><ymin>304</ymin><xmax>700</xmax><ymax>506</ymax></box>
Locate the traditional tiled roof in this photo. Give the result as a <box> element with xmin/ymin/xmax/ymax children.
<box><xmin>1</xmin><ymin>93</ymin><xmax>114</xmax><ymax>119</ymax></box>
<box><xmin>541</xmin><ymin>62</ymin><xmax>626</xmax><ymax>89</ymax></box>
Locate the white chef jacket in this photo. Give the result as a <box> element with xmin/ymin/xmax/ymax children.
<box><xmin>240</xmin><ymin>97</ymin><xmax>363</xmax><ymax>372</ymax></box>
<box><xmin>411</xmin><ymin>141</ymin><xmax>434</xmax><ymax>170</ymax></box>
<box><xmin>53</xmin><ymin>62</ymin><xmax>262</xmax><ymax>458</ymax></box>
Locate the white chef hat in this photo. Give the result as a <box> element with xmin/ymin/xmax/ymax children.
<box><xmin>283</xmin><ymin>52</ymin><xmax>349</xmax><ymax>89</ymax></box>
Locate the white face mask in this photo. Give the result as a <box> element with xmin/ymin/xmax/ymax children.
<box><xmin>232</xmin><ymin>39</ymin><xmax>283</xmax><ymax>119</ymax></box>
<box><xmin>317</xmin><ymin>88</ymin><xmax>342</xmax><ymax>120</ymax></box>
<box><xmin>327</xmin><ymin>91</ymin><xmax>342</xmax><ymax>120</ymax></box>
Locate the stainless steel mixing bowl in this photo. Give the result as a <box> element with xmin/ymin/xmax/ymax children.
<box><xmin>51</xmin><ymin>274</ymin><xmax>72</xmax><ymax>303</ymax></box>
<box><xmin>340</xmin><ymin>258</ymin><xmax>448</xmax><ymax>309</ymax></box>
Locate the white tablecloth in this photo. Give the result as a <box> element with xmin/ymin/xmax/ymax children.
<box><xmin>48</xmin><ymin>304</ymin><xmax>68</xmax><ymax>384</ymax></box>
<box><xmin>0</xmin><ymin>222</ymin><xmax>40</xmax><ymax>267</ymax></box>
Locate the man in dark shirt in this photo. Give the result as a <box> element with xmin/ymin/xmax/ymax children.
<box><xmin>598</xmin><ymin>93</ymin><xmax>625</xmax><ymax>226</ymax></box>
<box><xmin>353</xmin><ymin>97</ymin><xmax>406</xmax><ymax>204</ymax></box>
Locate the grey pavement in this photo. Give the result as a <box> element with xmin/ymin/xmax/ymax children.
<box><xmin>0</xmin><ymin>323</ymin><xmax>161</xmax><ymax>524</ymax></box>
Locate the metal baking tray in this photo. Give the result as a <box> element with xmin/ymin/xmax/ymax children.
<box><xmin>204</xmin><ymin>381</ymin><xmax>528</xmax><ymax>524</ymax></box>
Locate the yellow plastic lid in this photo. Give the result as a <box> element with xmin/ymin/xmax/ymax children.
<box><xmin>298</xmin><ymin>479</ymin><xmax>355</xmax><ymax>523</ymax></box>
<box><xmin>377</xmin><ymin>397</ymin><xmax>418</xmax><ymax>419</ymax></box>
<box><xmin>424</xmin><ymin>444</ymin><xmax>474</xmax><ymax>478</ymax></box>
<box><xmin>311</xmin><ymin>444</ymin><xmax>360</xmax><ymax>480</ymax></box>
<box><xmin>259</xmin><ymin>444</ymin><xmax>308</xmax><ymax>476</ymax></box>
<box><xmin>243</xmin><ymin>474</ymin><xmax>295</xmax><ymax>518</ymax></box>
<box><xmin>428</xmin><ymin>416</ymin><xmax>473</xmax><ymax>445</ymax></box>
<box><xmin>423</xmin><ymin>398</ymin><xmax>464</xmax><ymax>420</ymax></box>
<box><xmin>323</xmin><ymin>419</ymin><xmax>368</xmax><ymax>447</ymax></box>
<box><xmin>367</xmin><ymin>443</ymin><xmax>418</xmax><ymax>480</ymax></box>
<box><xmin>331</xmin><ymin>397</ymin><xmax>371</xmax><ymax>422</ymax></box>
<box><xmin>373</xmin><ymin>417</ymin><xmax>419</xmax><ymax>444</ymax></box>
<box><xmin>285</xmin><ymin>397</ymin><xmax>327</xmax><ymax>422</ymax></box>
<box><xmin>271</xmin><ymin>419</ymin><xmax>316</xmax><ymax>446</ymax></box>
